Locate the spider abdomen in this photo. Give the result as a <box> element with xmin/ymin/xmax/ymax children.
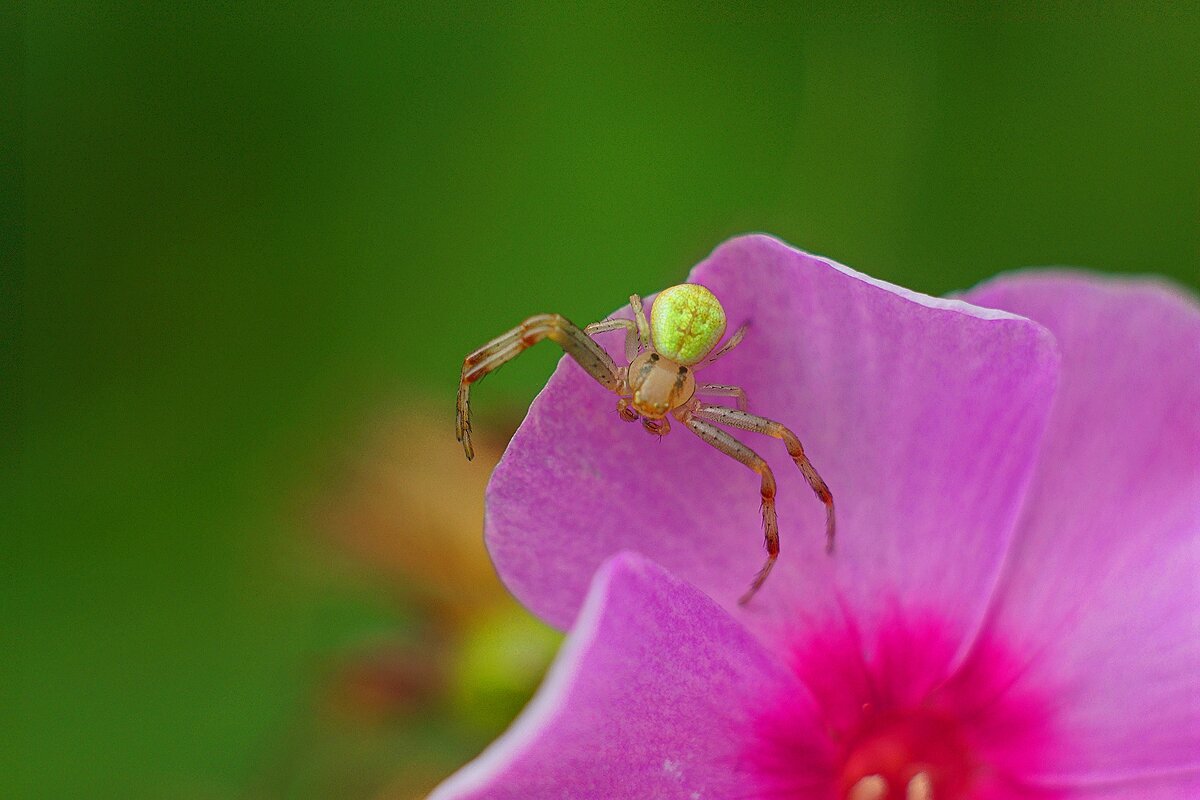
<box><xmin>649</xmin><ymin>284</ymin><xmax>728</xmax><ymax>366</ymax></box>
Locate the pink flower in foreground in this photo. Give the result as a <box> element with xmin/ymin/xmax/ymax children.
<box><xmin>432</xmin><ymin>236</ymin><xmax>1200</xmax><ymax>799</ymax></box>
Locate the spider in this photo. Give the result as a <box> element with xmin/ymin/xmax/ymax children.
<box><xmin>455</xmin><ymin>283</ymin><xmax>835</xmax><ymax>605</ymax></box>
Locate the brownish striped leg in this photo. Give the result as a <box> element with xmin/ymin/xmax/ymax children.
<box><xmin>585</xmin><ymin>318</ymin><xmax>642</xmax><ymax>362</ymax></box>
<box><xmin>630</xmin><ymin>294</ymin><xmax>650</xmax><ymax>344</ymax></box>
<box><xmin>683</xmin><ymin>415</ymin><xmax>780</xmax><ymax>605</ymax></box>
<box><xmin>691</xmin><ymin>404</ymin><xmax>835</xmax><ymax>553</ymax></box>
<box><xmin>457</xmin><ymin>314</ymin><xmax>622</xmax><ymax>460</ymax></box>
<box><xmin>696</xmin><ymin>323</ymin><xmax>748</xmax><ymax>368</ymax></box>
<box><xmin>697</xmin><ymin>383</ymin><xmax>748</xmax><ymax>411</ymax></box>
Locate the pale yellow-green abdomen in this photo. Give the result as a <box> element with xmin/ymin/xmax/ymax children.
<box><xmin>649</xmin><ymin>284</ymin><xmax>727</xmax><ymax>365</ymax></box>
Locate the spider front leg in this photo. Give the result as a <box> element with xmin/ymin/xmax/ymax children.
<box><xmin>691</xmin><ymin>404</ymin><xmax>835</xmax><ymax>552</ymax></box>
<box><xmin>683</xmin><ymin>415</ymin><xmax>780</xmax><ymax>606</ymax></box>
<box><xmin>584</xmin><ymin>318</ymin><xmax>641</xmax><ymax>362</ymax></box>
<box><xmin>630</xmin><ymin>294</ymin><xmax>651</xmax><ymax>343</ymax></box>
<box><xmin>583</xmin><ymin>293</ymin><xmax>652</xmax><ymax>362</ymax></box>
<box><xmin>698</xmin><ymin>383</ymin><xmax>748</xmax><ymax>412</ymax></box>
<box><xmin>457</xmin><ymin>314</ymin><xmax>622</xmax><ymax>460</ymax></box>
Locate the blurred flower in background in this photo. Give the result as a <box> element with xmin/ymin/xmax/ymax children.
<box><xmin>261</xmin><ymin>406</ymin><xmax>559</xmax><ymax>799</ymax></box>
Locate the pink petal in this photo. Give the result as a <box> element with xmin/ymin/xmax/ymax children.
<box><xmin>964</xmin><ymin>274</ymin><xmax>1200</xmax><ymax>782</ymax></box>
<box><xmin>428</xmin><ymin>551</ymin><xmax>821</xmax><ymax>800</ymax></box>
<box><xmin>486</xmin><ymin>235</ymin><xmax>1058</xmax><ymax>655</ymax></box>
<box><xmin>1059</xmin><ymin>770</ymin><xmax>1200</xmax><ymax>799</ymax></box>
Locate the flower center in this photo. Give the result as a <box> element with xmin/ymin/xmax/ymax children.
<box><xmin>742</xmin><ymin>612</ymin><xmax>1060</xmax><ymax>800</ymax></box>
<box><xmin>839</xmin><ymin>708</ymin><xmax>973</xmax><ymax>799</ymax></box>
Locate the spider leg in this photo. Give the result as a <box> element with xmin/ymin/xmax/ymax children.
<box><xmin>457</xmin><ymin>314</ymin><xmax>622</xmax><ymax>460</ymax></box>
<box><xmin>630</xmin><ymin>294</ymin><xmax>651</xmax><ymax>346</ymax></box>
<box><xmin>692</xmin><ymin>404</ymin><xmax>835</xmax><ymax>553</ymax></box>
<box><xmin>697</xmin><ymin>383</ymin><xmax>748</xmax><ymax>412</ymax></box>
<box><xmin>695</xmin><ymin>323</ymin><xmax>748</xmax><ymax>369</ymax></box>
<box><xmin>585</xmin><ymin>318</ymin><xmax>641</xmax><ymax>362</ymax></box>
<box><xmin>683</xmin><ymin>415</ymin><xmax>779</xmax><ymax>606</ymax></box>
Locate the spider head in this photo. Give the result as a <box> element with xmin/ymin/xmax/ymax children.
<box><xmin>627</xmin><ymin>351</ymin><xmax>696</xmax><ymax>419</ymax></box>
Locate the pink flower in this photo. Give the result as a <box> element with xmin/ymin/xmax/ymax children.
<box><xmin>432</xmin><ymin>236</ymin><xmax>1200</xmax><ymax>799</ymax></box>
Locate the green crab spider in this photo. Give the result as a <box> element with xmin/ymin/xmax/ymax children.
<box><xmin>456</xmin><ymin>284</ymin><xmax>835</xmax><ymax>605</ymax></box>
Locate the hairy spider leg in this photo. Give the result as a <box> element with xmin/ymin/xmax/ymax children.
<box><xmin>697</xmin><ymin>383</ymin><xmax>749</xmax><ymax>411</ymax></box>
<box><xmin>584</xmin><ymin>318</ymin><xmax>642</xmax><ymax>362</ymax></box>
<box><xmin>630</xmin><ymin>294</ymin><xmax>651</xmax><ymax>346</ymax></box>
<box><xmin>456</xmin><ymin>314</ymin><xmax>622</xmax><ymax>460</ymax></box>
<box><xmin>692</xmin><ymin>404</ymin><xmax>835</xmax><ymax>553</ymax></box>
<box><xmin>695</xmin><ymin>323</ymin><xmax>748</xmax><ymax>369</ymax></box>
<box><xmin>683</xmin><ymin>416</ymin><xmax>780</xmax><ymax>606</ymax></box>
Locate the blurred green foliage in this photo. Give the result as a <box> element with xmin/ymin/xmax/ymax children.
<box><xmin>6</xmin><ymin>3</ymin><xmax>1198</xmax><ymax>798</ymax></box>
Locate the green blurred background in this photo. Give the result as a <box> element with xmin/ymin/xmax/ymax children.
<box><xmin>6</xmin><ymin>3</ymin><xmax>1198</xmax><ymax>798</ymax></box>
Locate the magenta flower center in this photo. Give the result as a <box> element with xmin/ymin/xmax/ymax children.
<box><xmin>748</xmin><ymin>610</ymin><xmax>1060</xmax><ymax>800</ymax></box>
<box><xmin>838</xmin><ymin>707</ymin><xmax>972</xmax><ymax>799</ymax></box>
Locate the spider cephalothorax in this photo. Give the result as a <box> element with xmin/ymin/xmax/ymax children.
<box><xmin>456</xmin><ymin>284</ymin><xmax>834</xmax><ymax>604</ymax></box>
